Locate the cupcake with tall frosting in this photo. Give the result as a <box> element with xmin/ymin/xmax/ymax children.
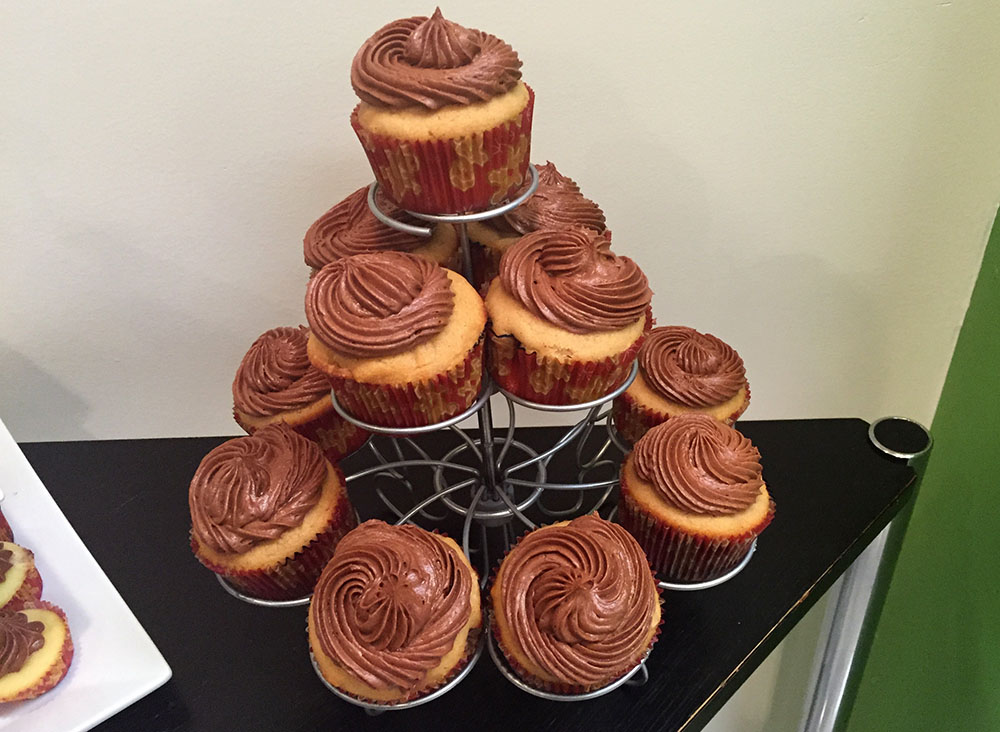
<box><xmin>304</xmin><ymin>186</ymin><xmax>459</xmax><ymax>274</ymax></box>
<box><xmin>305</xmin><ymin>251</ymin><xmax>485</xmax><ymax>428</ymax></box>
<box><xmin>619</xmin><ymin>415</ymin><xmax>774</xmax><ymax>582</ymax></box>
<box><xmin>490</xmin><ymin>513</ymin><xmax>660</xmax><ymax>693</ymax></box>
<box><xmin>613</xmin><ymin>326</ymin><xmax>750</xmax><ymax>444</ymax></box>
<box><xmin>350</xmin><ymin>9</ymin><xmax>533</xmax><ymax>214</ymax></box>
<box><xmin>233</xmin><ymin>326</ymin><xmax>369</xmax><ymax>463</ymax></box>
<box><xmin>0</xmin><ymin>602</ymin><xmax>73</xmax><ymax>703</ymax></box>
<box><xmin>467</xmin><ymin>161</ymin><xmax>607</xmax><ymax>286</ymax></box>
<box><xmin>308</xmin><ymin>520</ymin><xmax>481</xmax><ymax>703</ymax></box>
<box><xmin>189</xmin><ymin>423</ymin><xmax>356</xmax><ymax>600</ymax></box>
<box><xmin>485</xmin><ymin>226</ymin><xmax>652</xmax><ymax>404</ymax></box>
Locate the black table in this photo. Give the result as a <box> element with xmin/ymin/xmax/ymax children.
<box><xmin>22</xmin><ymin>418</ymin><xmax>914</xmax><ymax>732</ymax></box>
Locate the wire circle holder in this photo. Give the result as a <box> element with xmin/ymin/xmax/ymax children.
<box><xmin>657</xmin><ymin>540</ymin><xmax>757</xmax><ymax>592</ymax></box>
<box><xmin>215</xmin><ymin>575</ymin><xmax>312</xmax><ymax>608</ymax></box>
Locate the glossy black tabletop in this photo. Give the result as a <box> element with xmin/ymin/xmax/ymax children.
<box><xmin>21</xmin><ymin>418</ymin><xmax>914</xmax><ymax>732</ymax></box>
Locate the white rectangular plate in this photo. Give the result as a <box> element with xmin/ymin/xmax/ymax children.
<box><xmin>0</xmin><ymin>418</ymin><xmax>171</xmax><ymax>731</ymax></box>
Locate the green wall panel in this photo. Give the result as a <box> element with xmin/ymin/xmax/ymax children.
<box><xmin>849</xmin><ymin>215</ymin><xmax>1000</xmax><ymax>731</ymax></box>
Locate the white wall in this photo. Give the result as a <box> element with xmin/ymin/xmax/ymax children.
<box><xmin>3</xmin><ymin>1</ymin><xmax>999</xmax><ymax>730</ymax></box>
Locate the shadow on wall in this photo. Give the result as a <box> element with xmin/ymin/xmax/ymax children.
<box><xmin>0</xmin><ymin>344</ymin><xmax>92</xmax><ymax>441</ymax></box>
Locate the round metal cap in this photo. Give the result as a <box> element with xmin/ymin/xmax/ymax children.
<box><xmin>868</xmin><ymin>416</ymin><xmax>932</xmax><ymax>463</ymax></box>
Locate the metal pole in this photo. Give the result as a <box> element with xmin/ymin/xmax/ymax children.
<box><xmin>800</xmin><ymin>417</ymin><xmax>932</xmax><ymax>732</ymax></box>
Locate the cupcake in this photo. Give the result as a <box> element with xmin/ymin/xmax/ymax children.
<box><xmin>305</xmin><ymin>251</ymin><xmax>486</xmax><ymax>428</ymax></box>
<box><xmin>485</xmin><ymin>227</ymin><xmax>652</xmax><ymax>404</ymax></box>
<box><xmin>0</xmin><ymin>602</ymin><xmax>73</xmax><ymax>703</ymax></box>
<box><xmin>490</xmin><ymin>513</ymin><xmax>660</xmax><ymax>694</ymax></box>
<box><xmin>189</xmin><ymin>423</ymin><xmax>356</xmax><ymax>600</ymax></box>
<box><xmin>618</xmin><ymin>415</ymin><xmax>775</xmax><ymax>582</ymax></box>
<box><xmin>303</xmin><ymin>185</ymin><xmax>459</xmax><ymax>274</ymax></box>
<box><xmin>613</xmin><ymin>326</ymin><xmax>750</xmax><ymax>444</ymax></box>
<box><xmin>232</xmin><ymin>326</ymin><xmax>369</xmax><ymax>463</ymax></box>
<box><xmin>308</xmin><ymin>520</ymin><xmax>482</xmax><ymax>703</ymax></box>
<box><xmin>0</xmin><ymin>543</ymin><xmax>43</xmax><ymax>612</ymax></box>
<box><xmin>350</xmin><ymin>10</ymin><xmax>533</xmax><ymax>214</ymax></box>
<box><xmin>467</xmin><ymin>161</ymin><xmax>607</xmax><ymax>287</ymax></box>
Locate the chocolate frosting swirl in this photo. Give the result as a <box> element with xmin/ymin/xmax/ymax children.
<box><xmin>304</xmin><ymin>187</ymin><xmax>431</xmax><ymax>270</ymax></box>
<box><xmin>0</xmin><ymin>610</ymin><xmax>45</xmax><ymax>677</ymax></box>
<box><xmin>499</xmin><ymin>514</ymin><xmax>657</xmax><ymax>686</ymax></box>
<box><xmin>189</xmin><ymin>423</ymin><xmax>326</xmax><ymax>554</ymax></box>
<box><xmin>503</xmin><ymin>162</ymin><xmax>606</xmax><ymax>235</ymax></box>
<box><xmin>305</xmin><ymin>251</ymin><xmax>454</xmax><ymax>358</ymax></box>
<box><xmin>639</xmin><ymin>326</ymin><xmax>747</xmax><ymax>407</ymax></box>
<box><xmin>0</xmin><ymin>548</ymin><xmax>11</xmax><ymax>584</ymax></box>
<box><xmin>499</xmin><ymin>227</ymin><xmax>650</xmax><ymax>334</ymax></box>
<box><xmin>232</xmin><ymin>326</ymin><xmax>330</xmax><ymax>418</ymax></box>
<box><xmin>351</xmin><ymin>9</ymin><xmax>522</xmax><ymax>110</ymax></box>
<box><xmin>632</xmin><ymin>415</ymin><xmax>763</xmax><ymax>516</ymax></box>
<box><xmin>312</xmin><ymin>520</ymin><xmax>473</xmax><ymax>692</ymax></box>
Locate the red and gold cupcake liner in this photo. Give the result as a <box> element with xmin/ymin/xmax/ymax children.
<box><xmin>0</xmin><ymin>509</ymin><xmax>12</xmax><ymax>542</ymax></box>
<box><xmin>234</xmin><ymin>404</ymin><xmax>371</xmax><ymax>464</ymax></box>
<box><xmin>327</xmin><ymin>338</ymin><xmax>484</xmax><ymax>429</ymax></box>
<box><xmin>193</xmin><ymin>485</ymin><xmax>357</xmax><ymax>601</ymax></box>
<box><xmin>618</xmin><ymin>474</ymin><xmax>775</xmax><ymax>583</ymax></box>
<box><xmin>1</xmin><ymin>601</ymin><xmax>74</xmax><ymax>703</ymax></box>
<box><xmin>612</xmin><ymin>380</ymin><xmax>752</xmax><ymax>446</ymax></box>
<box><xmin>488</xmin><ymin>521</ymin><xmax>662</xmax><ymax>695</ymax></box>
<box><xmin>351</xmin><ymin>87</ymin><xmax>535</xmax><ymax>215</ymax></box>
<box><xmin>2</xmin><ymin>564</ymin><xmax>44</xmax><ymax>612</ymax></box>
<box><xmin>487</xmin><ymin>327</ymin><xmax>645</xmax><ymax>406</ymax></box>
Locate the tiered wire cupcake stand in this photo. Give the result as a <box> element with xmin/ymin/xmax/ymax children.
<box><xmin>218</xmin><ymin>164</ymin><xmax>758</xmax><ymax>712</ymax></box>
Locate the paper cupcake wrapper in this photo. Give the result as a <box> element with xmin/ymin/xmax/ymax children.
<box><xmin>3</xmin><ymin>564</ymin><xmax>44</xmax><ymax>612</ymax></box>
<box><xmin>486</xmin><ymin>327</ymin><xmax>646</xmax><ymax>405</ymax></box>
<box><xmin>327</xmin><ymin>338</ymin><xmax>484</xmax><ymax>428</ymax></box>
<box><xmin>311</xmin><ymin>622</ymin><xmax>482</xmax><ymax>706</ymax></box>
<box><xmin>0</xmin><ymin>601</ymin><xmax>74</xmax><ymax>703</ymax></box>
<box><xmin>488</xmin><ymin>521</ymin><xmax>662</xmax><ymax>695</ymax></box>
<box><xmin>193</xmin><ymin>482</ymin><xmax>357</xmax><ymax>601</ymax></box>
<box><xmin>618</xmin><ymin>473</ymin><xmax>776</xmax><ymax>583</ymax></box>
<box><xmin>0</xmin><ymin>509</ymin><xmax>12</xmax><ymax>542</ymax></box>
<box><xmin>611</xmin><ymin>380</ymin><xmax>752</xmax><ymax>445</ymax></box>
<box><xmin>351</xmin><ymin>87</ymin><xmax>535</xmax><ymax>214</ymax></box>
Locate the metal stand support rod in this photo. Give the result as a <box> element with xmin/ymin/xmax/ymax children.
<box><xmin>800</xmin><ymin>417</ymin><xmax>932</xmax><ymax>732</ymax></box>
